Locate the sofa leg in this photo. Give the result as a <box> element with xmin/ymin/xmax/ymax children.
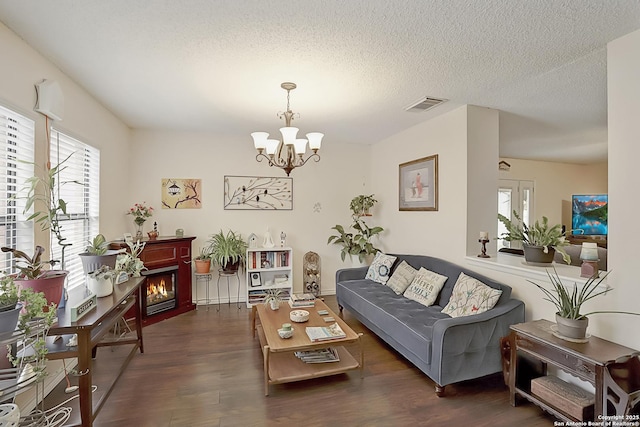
<box><xmin>338</xmin><ymin>305</ymin><xmax>343</xmax><ymax>312</ymax></box>
<box><xmin>435</xmin><ymin>385</ymin><xmax>445</xmax><ymax>397</ymax></box>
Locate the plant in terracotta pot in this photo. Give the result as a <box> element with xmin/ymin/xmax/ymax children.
<box><xmin>207</xmin><ymin>230</ymin><xmax>248</xmax><ymax>273</ymax></box>
<box><xmin>0</xmin><ymin>245</ymin><xmax>67</xmax><ymax>308</ymax></box>
<box><xmin>529</xmin><ymin>268</ymin><xmax>640</xmax><ymax>340</ymax></box>
<box><xmin>193</xmin><ymin>248</ymin><xmax>212</xmax><ymax>274</ymax></box>
<box><xmin>498</xmin><ymin>211</ymin><xmax>570</xmax><ymax>265</ymax></box>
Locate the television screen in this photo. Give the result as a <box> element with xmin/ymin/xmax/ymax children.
<box><xmin>571</xmin><ymin>194</ymin><xmax>608</xmax><ymax>235</ymax></box>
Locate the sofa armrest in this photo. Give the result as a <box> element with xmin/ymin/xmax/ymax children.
<box><xmin>336</xmin><ymin>267</ymin><xmax>369</xmax><ymax>283</ymax></box>
<box><xmin>430</xmin><ymin>298</ymin><xmax>525</xmax><ymax>385</ymax></box>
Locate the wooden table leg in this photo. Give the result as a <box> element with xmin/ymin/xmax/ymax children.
<box><xmin>508</xmin><ymin>331</ymin><xmax>517</xmax><ymax>407</ymax></box>
<box><xmin>251</xmin><ymin>305</ymin><xmax>257</xmax><ymax>339</ymax></box>
<box><xmin>136</xmin><ymin>283</ymin><xmax>144</xmax><ymax>353</ymax></box>
<box><xmin>77</xmin><ymin>329</ymin><xmax>93</xmax><ymax>426</ymax></box>
<box><xmin>263</xmin><ymin>345</ymin><xmax>270</xmax><ymax>396</ymax></box>
<box><xmin>358</xmin><ymin>333</ymin><xmax>364</xmax><ymax>379</ymax></box>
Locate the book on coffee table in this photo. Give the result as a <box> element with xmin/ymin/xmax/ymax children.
<box><xmin>305</xmin><ymin>323</ymin><xmax>346</xmax><ymax>342</ymax></box>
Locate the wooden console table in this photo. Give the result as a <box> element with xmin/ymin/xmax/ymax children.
<box><xmin>46</xmin><ymin>276</ymin><xmax>144</xmax><ymax>427</ymax></box>
<box><xmin>507</xmin><ymin>319</ymin><xmax>637</xmax><ymax>422</ymax></box>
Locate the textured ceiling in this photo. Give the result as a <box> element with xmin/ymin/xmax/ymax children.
<box><xmin>2</xmin><ymin>1</ymin><xmax>640</xmax><ymax>163</ymax></box>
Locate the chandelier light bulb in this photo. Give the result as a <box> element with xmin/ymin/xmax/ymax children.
<box><xmin>280</xmin><ymin>127</ymin><xmax>298</xmax><ymax>145</ymax></box>
<box><xmin>251</xmin><ymin>132</ymin><xmax>269</xmax><ymax>151</ymax></box>
<box><xmin>265</xmin><ymin>139</ymin><xmax>280</xmax><ymax>155</ymax></box>
<box><xmin>306</xmin><ymin>132</ymin><xmax>324</xmax><ymax>151</ymax></box>
<box><xmin>293</xmin><ymin>139</ymin><xmax>308</xmax><ymax>155</ymax></box>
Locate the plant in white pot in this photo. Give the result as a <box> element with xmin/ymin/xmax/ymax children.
<box><xmin>529</xmin><ymin>268</ymin><xmax>640</xmax><ymax>340</ymax></box>
<box><xmin>263</xmin><ymin>288</ymin><xmax>285</xmax><ymax>310</ymax></box>
<box><xmin>498</xmin><ymin>211</ymin><xmax>571</xmax><ymax>265</ymax></box>
<box><xmin>86</xmin><ymin>265</ymin><xmax>117</xmax><ymax>297</ymax></box>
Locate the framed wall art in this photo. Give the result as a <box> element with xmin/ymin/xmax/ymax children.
<box><xmin>161</xmin><ymin>178</ymin><xmax>202</xmax><ymax>209</ymax></box>
<box><xmin>399</xmin><ymin>154</ymin><xmax>438</xmax><ymax>211</ymax></box>
<box><xmin>224</xmin><ymin>176</ymin><xmax>293</xmax><ymax>210</ymax></box>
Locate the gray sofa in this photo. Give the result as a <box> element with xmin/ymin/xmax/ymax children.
<box><xmin>336</xmin><ymin>254</ymin><xmax>525</xmax><ymax>396</ymax></box>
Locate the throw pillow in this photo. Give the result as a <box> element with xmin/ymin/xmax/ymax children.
<box><xmin>365</xmin><ymin>252</ymin><xmax>398</xmax><ymax>285</ymax></box>
<box><xmin>386</xmin><ymin>260</ymin><xmax>418</xmax><ymax>295</ymax></box>
<box><xmin>403</xmin><ymin>267</ymin><xmax>448</xmax><ymax>307</ymax></box>
<box><xmin>441</xmin><ymin>272</ymin><xmax>502</xmax><ymax>318</ymax></box>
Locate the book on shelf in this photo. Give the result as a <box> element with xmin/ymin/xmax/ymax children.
<box><xmin>294</xmin><ymin>347</ymin><xmax>340</xmax><ymax>363</ymax></box>
<box><xmin>305</xmin><ymin>323</ymin><xmax>346</xmax><ymax>342</ymax></box>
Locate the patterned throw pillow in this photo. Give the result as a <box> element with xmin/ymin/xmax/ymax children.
<box><xmin>403</xmin><ymin>268</ymin><xmax>448</xmax><ymax>307</ymax></box>
<box><xmin>365</xmin><ymin>252</ymin><xmax>398</xmax><ymax>285</ymax></box>
<box><xmin>441</xmin><ymin>272</ymin><xmax>502</xmax><ymax>318</ymax></box>
<box><xmin>386</xmin><ymin>260</ymin><xmax>418</xmax><ymax>294</ymax></box>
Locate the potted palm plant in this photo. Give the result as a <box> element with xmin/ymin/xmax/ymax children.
<box><xmin>207</xmin><ymin>230</ymin><xmax>248</xmax><ymax>273</ymax></box>
<box><xmin>498</xmin><ymin>211</ymin><xmax>571</xmax><ymax>265</ymax></box>
<box><xmin>530</xmin><ymin>268</ymin><xmax>640</xmax><ymax>340</ymax></box>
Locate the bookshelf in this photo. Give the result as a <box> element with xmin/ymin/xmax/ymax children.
<box><xmin>246</xmin><ymin>247</ymin><xmax>293</xmax><ymax>308</ymax></box>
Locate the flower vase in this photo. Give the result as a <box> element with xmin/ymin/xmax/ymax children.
<box><xmin>135</xmin><ymin>220</ymin><xmax>145</xmax><ymax>240</ymax></box>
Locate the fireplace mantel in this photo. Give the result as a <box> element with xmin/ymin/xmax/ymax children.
<box><xmin>112</xmin><ymin>236</ymin><xmax>196</xmax><ymax>326</ymax></box>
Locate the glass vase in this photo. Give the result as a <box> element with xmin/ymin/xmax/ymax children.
<box><xmin>135</xmin><ymin>221</ymin><xmax>145</xmax><ymax>240</ymax></box>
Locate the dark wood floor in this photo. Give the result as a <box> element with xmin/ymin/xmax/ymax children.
<box><xmin>45</xmin><ymin>296</ymin><xmax>556</xmax><ymax>426</ymax></box>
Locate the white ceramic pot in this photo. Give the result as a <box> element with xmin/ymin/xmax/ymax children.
<box><xmin>87</xmin><ymin>277</ymin><xmax>113</xmax><ymax>297</ymax></box>
<box><xmin>269</xmin><ymin>299</ymin><xmax>279</xmax><ymax>310</ymax></box>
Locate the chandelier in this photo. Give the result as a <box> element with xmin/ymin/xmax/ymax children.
<box><xmin>251</xmin><ymin>82</ymin><xmax>324</xmax><ymax>176</ymax></box>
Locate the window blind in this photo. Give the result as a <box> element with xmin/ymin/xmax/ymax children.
<box><xmin>0</xmin><ymin>105</ymin><xmax>35</xmax><ymax>272</ymax></box>
<box><xmin>50</xmin><ymin>129</ymin><xmax>100</xmax><ymax>290</ymax></box>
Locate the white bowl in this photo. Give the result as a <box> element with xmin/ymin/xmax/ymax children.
<box><xmin>290</xmin><ymin>309</ymin><xmax>310</xmax><ymax>323</ymax></box>
<box><xmin>277</xmin><ymin>328</ymin><xmax>293</xmax><ymax>339</ymax></box>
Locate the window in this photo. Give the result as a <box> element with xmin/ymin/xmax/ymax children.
<box><xmin>0</xmin><ymin>105</ymin><xmax>35</xmax><ymax>272</ymax></box>
<box><xmin>497</xmin><ymin>179</ymin><xmax>534</xmax><ymax>250</ymax></box>
<box><xmin>50</xmin><ymin>129</ymin><xmax>100</xmax><ymax>290</ymax></box>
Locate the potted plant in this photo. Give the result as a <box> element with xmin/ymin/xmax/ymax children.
<box><xmin>529</xmin><ymin>268</ymin><xmax>640</xmax><ymax>340</ymax></box>
<box><xmin>0</xmin><ymin>246</ymin><xmax>67</xmax><ymax>308</ymax></box>
<box><xmin>79</xmin><ymin>233</ymin><xmax>120</xmax><ymax>275</ymax></box>
<box><xmin>263</xmin><ymin>288</ymin><xmax>285</xmax><ymax>310</ymax></box>
<box><xmin>87</xmin><ymin>265</ymin><xmax>118</xmax><ymax>297</ymax></box>
<box><xmin>498</xmin><ymin>211</ymin><xmax>570</xmax><ymax>265</ymax></box>
<box><xmin>115</xmin><ymin>240</ymin><xmax>147</xmax><ymax>278</ymax></box>
<box><xmin>207</xmin><ymin>230</ymin><xmax>248</xmax><ymax>273</ymax></box>
<box><xmin>193</xmin><ymin>248</ymin><xmax>212</xmax><ymax>274</ymax></box>
<box><xmin>349</xmin><ymin>194</ymin><xmax>377</xmax><ymax>217</ymax></box>
<box><xmin>127</xmin><ymin>202</ymin><xmax>154</xmax><ymax>240</ymax></box>
<box><xmin>0</xmin><ymin>275</ymin><xmax>22</xmax><ymax>333</ymax></box>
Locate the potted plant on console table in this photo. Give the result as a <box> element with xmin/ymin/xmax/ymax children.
<box><xmin>498</xmin><ymin>211</ymin><xmax>571</xmax><ymax>265</ymax></box>
<box><xmin>529</xmin><ymin>268</ymin><xmax>640</xmax><ymax>341</ymax></box>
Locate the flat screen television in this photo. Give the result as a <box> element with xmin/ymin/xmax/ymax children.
<box><xmin>571</xmin><ymin>194</ymin><xmax>608</xmax><ymax>236</ymax></box>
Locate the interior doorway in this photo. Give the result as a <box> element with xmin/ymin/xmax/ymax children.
<box><xmin>498</xmin><ymin>179</ymin><xmax>534</xmax><ymax>250</ymax></box>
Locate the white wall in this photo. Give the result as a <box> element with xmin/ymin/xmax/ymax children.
<box><xmin>0</xmin><ymin>22</ymin><xmax>131</xmax><ymax>246</ymax></box>
<box><xmin>499</xmin><ymin>157</ymin><xmax>608</xmax><ymax>228</ymax></box>
<box><xmin>606</xmin><ymin>28</ymin><xmax>640</xmax><ymax>349</ymax></box>
<box><xmin>130</xmin><ymin>129</ymin><xmax>370</xmax><ymax>296</ymax></box>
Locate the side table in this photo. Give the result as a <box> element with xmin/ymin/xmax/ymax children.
<box><xmin>507</xmin><ymin>319</ymin><xmax>638</xmax><ymax>422</ymax></box>
<box><xmin>194</xmin><ymin>272</ymin><xmax>212</xmax><ymax>310</ymax></box>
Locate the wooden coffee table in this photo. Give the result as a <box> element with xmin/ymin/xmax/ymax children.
<box><xmin>251</xmin><ymin>299</ymin><xmax>363</xmax><ymax>395</ymax></box>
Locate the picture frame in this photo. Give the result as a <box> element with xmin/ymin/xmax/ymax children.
<box><xmin>250</xmin><ymin>272</ymin><xmax>262</xmax><ymax>287</ymax></box>
<box><xmin>399</xmin><ymin>154</ymin><xmax>438</xmax><ymax>211</ymax></box>
<box><xmin>115</xmin><ymin>271</ymin><xmax>130</xmax><ymax>285</ymax></box>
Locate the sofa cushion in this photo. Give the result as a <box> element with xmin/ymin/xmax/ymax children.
<box><xmin>365</xmin><ymin>252</ymin><xmax>397</xmax><ymax>284</ymax></box>
<box><xmin>336</xmin><ymin>279</ymin><xmax>449</xmax><ymax>365</ymax></box>
<box><xmin>403</xmin><ymin>267</ymin><xmax>448</xmax><ymax>307</ymax></box>
<box><xmin>386</xmin><ymin>260</ymin><xmax>418</xmax><ymax>294</ymax></box>
<box><xmin>441</xmin><ymin>272</ymin><xmax>502</xmax><ymax>318</ymax></box>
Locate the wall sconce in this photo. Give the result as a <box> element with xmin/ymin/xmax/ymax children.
<box><xmin>580</xmin><ymin>242</ymin><xmax>599</xmax><ymax>278</ymax></box>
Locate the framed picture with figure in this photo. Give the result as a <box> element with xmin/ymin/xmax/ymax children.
<box><xmin>399</xmin><ymin>154</ymin><xmax>438</xmax><ymax>211</ymax></box>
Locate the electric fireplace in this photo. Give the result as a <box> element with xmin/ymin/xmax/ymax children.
<box><xmin>142</xmin><ymin>266</ymin><xmax>178</xmax><ymax>316</ymax></box>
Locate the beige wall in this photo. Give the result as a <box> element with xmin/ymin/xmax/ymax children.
<box><xmin>130</xmin><ymin>130</ymin><xmax>371</xmax><ymax>297</ymax></box>
<box><xmin>499</xmin><ymin>157</ymin><xmax>608</xmax><ymax>229</ymax></box>
<box><xmin>0</xmin><ymin>22</ymin><xmax>131</xmax><ymax>246</ymax></box>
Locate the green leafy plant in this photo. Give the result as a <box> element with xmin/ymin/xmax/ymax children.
<box><xmin>0</xmin><ymin>246</ymin><xmax>57</xmax><ymax>279</ymax></box>
<box><xmin>328</xmin><ymin>218</ymin><xmax>383</xmax><ymax>262</ymax></box>
<box><xmin>207</xmin><ymin>230</ymin><xmax>248</xmax><ymax>271</ymax></box>
<box><xmin>85</xmin><ymin>233</ymin><xmax>109</xmax><ymax>255</ymax></box>
<box><xmin>0</xmin><ymin>275</ymin><xmax>19</xmax><ymax>312</ymax></box>
<box><xmin>115</xmin><ymin>240</ymin><xmax>146</xmax><ymax>277</ymax></box>
<box><xmin>194</xmin><ymin>247</ymin><xmax>212</xmax><ymax>261</ymax></box>
<box><xmin>263</xmin><ymin>288</ymin><xmax>285</xmax><ymax>306</ymax></box>
<box><xmin>498</xmin><ymin>211</ymin><xmax>570</xmax><ymax>264</ymax></box>
<box><xmin>530</xmin><ymin>268</ymin><xmax>640</xmax><ymax>320</ymax></box>
<box><xmin>349</xmin><ymin>194</ymin><xmax>377</xmax><ymax>217</ymax></box>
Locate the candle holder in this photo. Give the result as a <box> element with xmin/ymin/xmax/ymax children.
<box><xmin>478</xmin><ymin>239</ymin><xmax>490</xmax><ymax>258</ymax></box>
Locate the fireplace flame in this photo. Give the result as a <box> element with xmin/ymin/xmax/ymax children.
<box><xmin>148</xmin><ymin>279</ymin><xmax>169</xmax><ymax>299</ymax></box>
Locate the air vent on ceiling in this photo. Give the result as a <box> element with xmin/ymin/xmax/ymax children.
<box><xmin>405</xmin><ymin>96</ymin><xmax>447</xmax><ymax>112</ymax></box>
